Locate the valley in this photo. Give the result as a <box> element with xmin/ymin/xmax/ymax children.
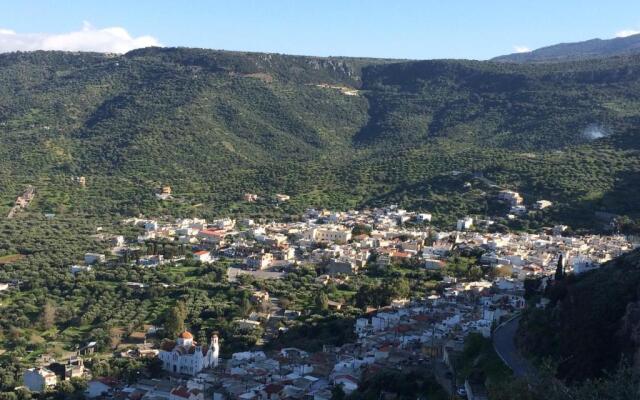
<box><xmin>1</xmin><ymin>44</ymin><xmax>640</xmax><ymax>399</ymax></box>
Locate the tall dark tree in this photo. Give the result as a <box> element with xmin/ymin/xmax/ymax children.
<box><xmin>555</xmin><ymin>253</ymin><xmax>564</xmax><ymax>281</ymax></box>
<box><xmin>164</xmin><ymin>301</ymin><xmax>187</xmax><ymax>338</ymax></box>
<box><xmin>315</xmin><ymin>292</ymin><xmax>329</xmax><ymax>311</ymax></box>
<box><xmin>331</xmin><ymin>384</ymin><xmax>345</xmax><ymax>400</ymax></box>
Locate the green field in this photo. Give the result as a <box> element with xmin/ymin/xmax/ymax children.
<box><xmin>0</xmin><ymin>254</ymin><xmax>25</xmax><ymax>265</ymax></box>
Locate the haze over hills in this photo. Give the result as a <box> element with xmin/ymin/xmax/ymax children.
<box><xmin>493</xmin><ymin>33</ymin><xmax>640</xmax><ymax>63</ymax></box>
<box><xmin>1</xmin><ymin>47</ymin><xmax>640</xmax><ymax>229</ymax></box>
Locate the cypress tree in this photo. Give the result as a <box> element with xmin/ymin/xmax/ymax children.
<box><xmin>555</xmin><ymin>253</ymin><xmax>564</xmax><ymax>281</ymax></box>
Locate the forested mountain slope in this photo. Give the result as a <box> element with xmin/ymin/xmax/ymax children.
<box><xmin>1</xmin><ymin>48</ymin><xmax>640</xmax><ymax>229</ymax></box>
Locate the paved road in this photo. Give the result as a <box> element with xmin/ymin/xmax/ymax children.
<box><xmin>493</xmin><ymin>316</ymin><xmax>537</xmax><ymax>379</ymax></box>
<box><xmin>433</xmin><ymin>360</ymin><xmax>455</xmax><ymax>398</ymax></box>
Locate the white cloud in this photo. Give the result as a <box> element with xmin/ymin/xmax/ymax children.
<box><xmin>513</xmin><ymin>45</ymin><xmax>531</xmax><ymax>53</ymax></box>
<box><xmin>615</xmin><ymin>29</ymin><xmax>640</xmax><ymax>38</ymax></box>
<box><xmin>0</xmin><ymin>22</ymin><xmax>161</xmax><ymax>53</ymax></box>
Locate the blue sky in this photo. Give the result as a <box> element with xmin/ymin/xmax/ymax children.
<box><xmin>1</xmin><ymin>0</ymin><xmax>640</xmax><ymax>59</ymax></box>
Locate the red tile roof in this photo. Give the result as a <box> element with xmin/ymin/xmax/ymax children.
<box><xmin>170</xmin><ymin>386</ymin><xmax>191</xmax><ymax>399</ymax></box>
<box><xmin>200</xmin><ymin>229</ymin><xmax>223</xmax><ymax>236</ymax></box>
<box><xmin>264</xmin><ymin>384</ymin><xmax>284</xmax><ymax>394</ymax></box>
<box><xmin>96</xmin><ymin>377</ymin><xmax>120</xmax><ymax>387</ymax></box>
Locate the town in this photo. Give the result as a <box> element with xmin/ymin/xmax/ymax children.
<box><xmin>15</xmin><ymin>192</ymin><xmax>637</xmax><ymax>399</ymax></box>
<box><xmin>3</xmin><ymin>7</ymin><xmax>640</xmax><ymax>398</ymax></box>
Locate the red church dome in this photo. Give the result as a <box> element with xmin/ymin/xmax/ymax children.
<box><xmin>179</xmin><ymin>331</ymin><xmax>193</xmax><ymax>339</ymax></box>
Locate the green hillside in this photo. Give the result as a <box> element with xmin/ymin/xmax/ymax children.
<box><xmin>1</xmin><ymin>48</ymin><xmax>640</xmax><ymax>229</ymax></box>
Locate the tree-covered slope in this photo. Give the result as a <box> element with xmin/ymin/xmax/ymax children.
<box><xmin>358</xmin><ymin>57</ymin><xmax>640</xmax><ymax>148</ymax></box>
<box><xmin>1</xmin><ymin>48</ymin><xmax>640</xmax><ymax>228</ymax></box>
<box><xmin>518</xmin><ymin>248</ymin><xmax>640</xmax><ymax>382</ymax></box>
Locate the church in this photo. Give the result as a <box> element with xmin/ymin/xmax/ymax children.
<box><xmin>159</xmin><ymin>331</ymin><xmax>219</xmax><ymax>376</ymax></box>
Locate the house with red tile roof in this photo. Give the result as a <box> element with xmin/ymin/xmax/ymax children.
<box><xmin>170</xmin><ymin>385</ymin><xmax>204</xmax><ymax>400</ymax></box>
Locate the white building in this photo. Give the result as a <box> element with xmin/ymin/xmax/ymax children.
<box><xmin>159</xmin><ymin>331</ymin><xmax>219</xmax><ymax>376</ymax></box>
<box><xmin>71</xmin><ymin>265</ymin><xmax>92</xmax><ymax>275</ymax></box>
<box><xmin>138</xmin><ymin>255</ymin><xmax>166</xmax><ymax>267</ymax></box>
<box><xmin>416</xmin><ymin>213</ymin><xmax>432</xmax><ymax>223</ymax></box>
<box><xmin>84</xmin><ymin>253</ymin><xmax>106</xmax><ymax>265</ymax></box>
<box><xmin>193</xmin><ymin>250</ymin><xmax>212</xmax><ymax>263</ymax></box>
<box><xmin>425</xmin><ymin>259</ymin><xmax>445</xmax><ymax>270</ymax></box>
<box><xmin>176</xmin><ymin>228</ymin><xmax>195</xmax><ymax>237</ymax></box>
<box><xmin>144</xmin><ymin>221</ymin><xmax>159</xmax><ymax>231</ymax></box>
<box><xmin>553</xmin><ymin>225</ymin><xmax>568</xmax><ymax>235</ymax></box>
<box><xmin>246</xmin><ymin>253</ymin><xmax>273</xmax><ymax>270</ymax></box>
<box><xmin>535</xmin><ymin>200</ymin><xmax>553</xmax><ymax>210</ymax></box>
<box><xmin>571</xmin><ymin>256</ymin><xmax>600</xmax><ymax>275</ymax></box>
<box><xmin>333</xmin><ymin>375</ymin><xmax>358</xmax><ymax>394</ymax></box>
<box><xmin>456</xmin><ymin>217</ymin><xmax>473</xmax><ymax>231</ymax></box>
<box><xmin>23</xmin><ymin>367</ymin><xmax>57</xmax><ymax>393</ymax></box>
<box><xmin>111</xmin><ymin>235</ymin><xmax>125</xmax><ymax>246</ymax></box>
<box><xmin>212</xmin><ymin>218</ymin><xmax>236</xmax><ymax>229</ymax></box>
<box><xmin>235</xmin><ymin>319</ymin><xmax>262</xmax><ymax>330</ymax></box>
<box><xmin>510</xmin><ymin>205</ymin><xmax>527</xmax><ymax>215</ymax></box>
<box><xmin>198</xmin><ymin>229</ymin><xmax>225</xmax><ymax>246</ymax></box>
<box><xmin>85</xmin><ymin>379</ymin><xmax>115</xmax><ymax>398</ymax></box>
<box><xmin>138</xmin><ymin>232</ymin><xmax>156</xmax><ymax>243</ymax></box>
<box><xmin>303</xmin><ymin>226</ymin><xmax>352</xmax><ymax>244</ymax></box>
<box><xmin>244</xmin><ymin>193</ymin><xmax>258</xmax><ymax>202</ymax></box>
<box><xmin>498</xmin><ymin>190</ymin><xmax>523</xmax><ymax>206</ymax></box>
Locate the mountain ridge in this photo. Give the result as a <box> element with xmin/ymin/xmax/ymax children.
<box><xmin>493</xmin><ymin>33</ymin><xmax>640</xmax><ymax>63</ymax></box>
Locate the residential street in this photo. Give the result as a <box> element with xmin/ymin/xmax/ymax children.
<box><xmin>493</xmin><ymin>316</ymin><xmax>536</xmax><ymax>378</ymax></box>
<box><xmin>433</xmin><ymin>360</ymin><xmax>455</xmax><ymax>398</ymax></box>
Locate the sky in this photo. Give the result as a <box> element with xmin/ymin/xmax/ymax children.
<box><xmin>1</xmin><ymin>1</ymin><xmax>640</xmax><ymax>59</ymax></box>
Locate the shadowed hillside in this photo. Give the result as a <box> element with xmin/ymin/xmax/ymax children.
<box><xmin>518</xmin><ymin>248</ymin><xmax>640</xmax><ymax>382</ymax></box>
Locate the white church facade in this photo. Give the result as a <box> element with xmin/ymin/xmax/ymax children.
<box><xmin>159</xmin><ymin>331</ymin><xmax>219</xmax><ymax>376</ymax></box>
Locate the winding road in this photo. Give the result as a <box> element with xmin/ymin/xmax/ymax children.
<box><xmin>492</xmin><ymin>316</ymin><xmax>537</xmax><ymax>379</ymax></box>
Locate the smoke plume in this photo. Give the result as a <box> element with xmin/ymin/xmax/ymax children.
<box><xmin>581</xmin><ymin>124</ymin><xmax>610</xmax><ymax>141</ymax></box>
